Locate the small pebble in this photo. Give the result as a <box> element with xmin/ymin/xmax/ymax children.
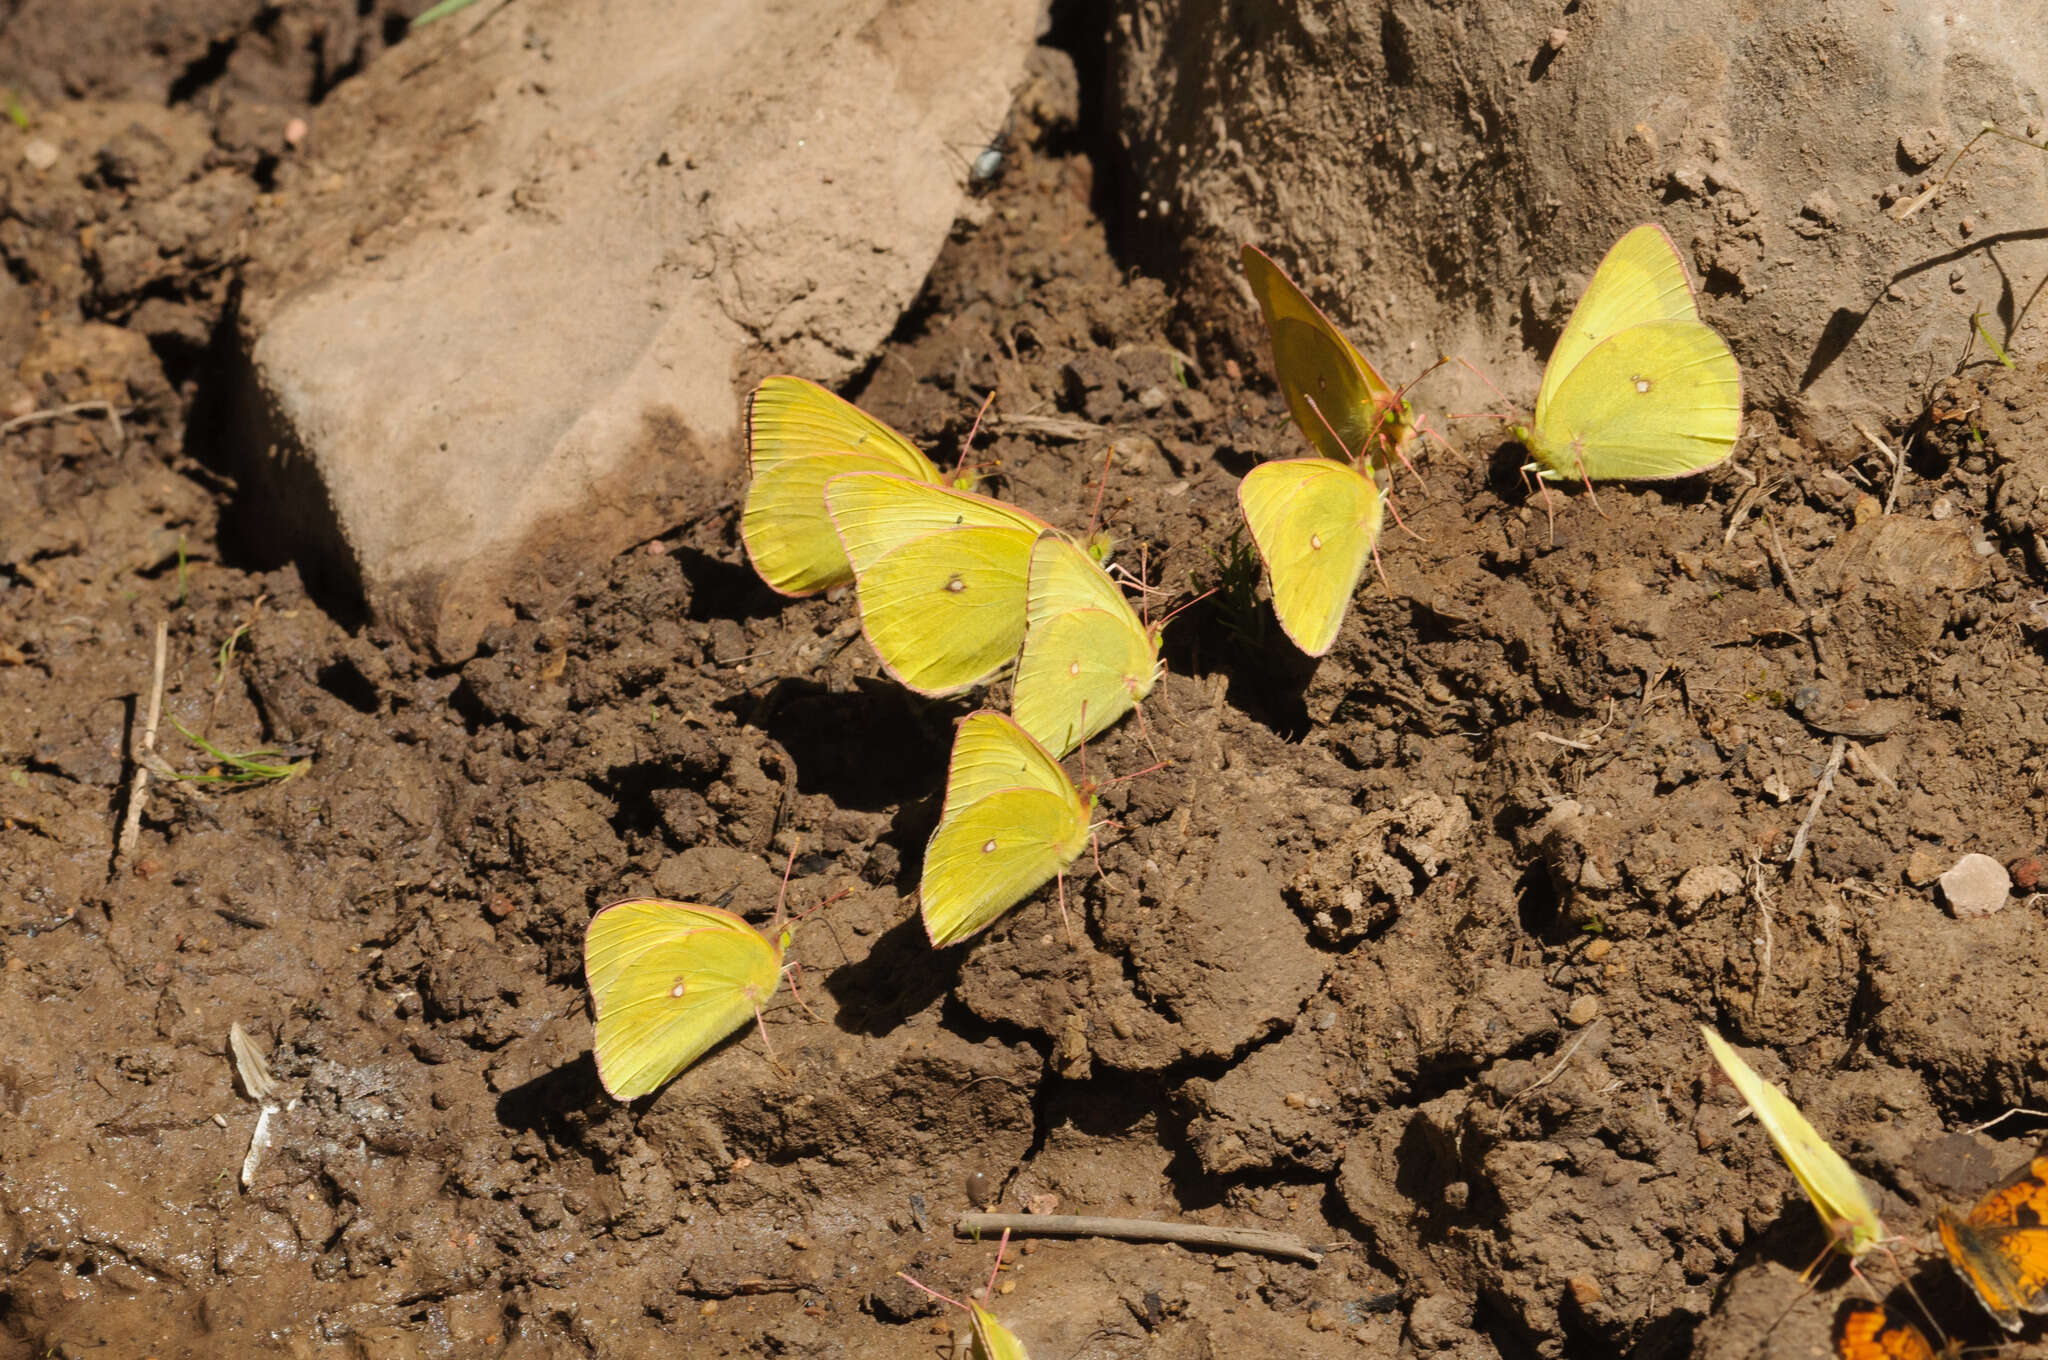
<box><xmin>1904</xmin><ymin>847</ymin><xmax>1944</xmax><ymax>886</ymax></box>
<box><xmin>1939</xmin><ymin>853</ymin><xmax>2012</xmax><ymax>918</ymax></box>
<box><xmin>1930</xmin><ymin>496</ymin><xmax>1954</xmax><ymax>521</ymax></box>
<box><xmin>1567</xmin><ymin>1275</ymin><xmax>1603</xmax><ymax>1307</ymax></box>
<box><xmin>21</xmin><ymin>138</ymin><xmax>57</xmax><ymax>170</ymax></box>
<box><xmin>1546</xmin><ymin>27</ymin><xmax>1568</xmax><ymax>51</ymax></box>
<box><xmin>1565</xmin><ymin>995</ymin><xmax>1600</xmax><ymax>1027</ymax></box>
<box><xmin>700</xmin><ymin>1301</ymin><xmax>718</xmax><ymax>1317</ymax></box>
<box><xmin>1583</xmin><ymin>937</ymin><xmax>1612</xmax><ymax>963</ymax></box>
<box><xmin>786</xmin><ymin>1234</ymin><xmax>810</xmax><ymax>1250</ymax></box>
<box><xmin>2010</xmin><ymin>856</ymin><xmax>2041</xmax><ymax>892</ymax></box>
<box><xmin>284</xmin><ymin>117</ymin><xmax>308</xmax><ymax>148</ymax></box>
<box><xmin>964</xmin><ymin>1170</ymin><xmax>992</xmax><ymax>1206</ymax></box>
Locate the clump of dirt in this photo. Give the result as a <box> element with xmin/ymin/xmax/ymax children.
<box><xmin>8</xmin><ymin>9</ymin><xmax>2048</xmax><ymax>1360</ymax></box>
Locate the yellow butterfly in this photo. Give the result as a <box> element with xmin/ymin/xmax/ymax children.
<box><xmin>921</xmin><ymin>710</ymin><xmax>1093</xmax><ymax>947</ymax></box>
<box><xmin>1514</xmin><ymin>225</ymin><xmax>1743</xmax><ymax>486</ymax></box>
<box><xmin>1240</xmin><ymin>244</ymin><xmax>1420</xmax><ymax>471</ymax></box>
<box><xmin>824</xmin><ymin>472</ymin><xmax>1050</xmax><ymax>696</ymax></box>
<box><xmin>583</xmin><ymin>898</ymin><xmax>794</xmax><ymax>1100</ymax></box>
<box><xmin>1236</xmin><ymin>457</ymin><xmax>1384</xmax><ymax>658</ymax></box>
<box><xmin>1011</xmin><ymin>533</ymin><xmax>1162</xmax><ymax>758</ymax></box>
<box><xmin>1701</xmin><ymin>1026</ymin><xmax>1884</xmax><ymax>1259</ymax></box>
<box><xmin>741</xmin><ymin>376</ymin><xmax>943</xmax><ymax>596</ymax></box>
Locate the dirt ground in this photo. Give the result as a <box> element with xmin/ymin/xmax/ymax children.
<box><xmin>6</xmin><ymin>7</ymin><xmax>2048</xmax><ymax>1360</ymax></box>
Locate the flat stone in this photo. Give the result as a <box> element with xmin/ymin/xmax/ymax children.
<box><xmin>234</xmin><ymin>0</ymin><xmax>1041</xmax><ymax>658</ymax></box>
<box><xmin>1939</xmin><ymin>853</ymin><xmax>2013</xmax><ymax>919</ymax></box>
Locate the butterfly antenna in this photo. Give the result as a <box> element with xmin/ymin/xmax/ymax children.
<box><xmin>954</xmin><ymin>389</ymin><xmax>999</xmax><ymax>482</ymax></box>
<box><xmin>1083</xmin><ymin>440</ymin><xmax>1117</xmax><ymax>539</ymax></box>
<box><xmin>771</xmin><ymin>840</ymin><xmax>800</xmax><ymax>929</ymax></box>
<box><xmin>1450</xmin><ymin>353</ymin><xmax>1520</xmax><ymax>424</ymax></box>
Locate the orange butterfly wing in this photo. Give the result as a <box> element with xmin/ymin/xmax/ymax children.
<box><xmin>1833</xmin><ymin>1300</ymin><xmax>1942</xmax><ymax>1360</ymax></box>
<box><xmin>1938</xmin><ymin>1144</ymin><xmax>2048</xmax><ymax>1333</ymax></box>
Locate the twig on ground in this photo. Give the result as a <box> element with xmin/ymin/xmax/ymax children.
<box><xmin>1748</xmin><ymin>852</ymin><xmax>1776</xmax><ymax>1021</ymax></box>
<box><xmin>0</xmin><ymin>400</ymin><xmax>128</xmax><ymax>450</ymax></box>
<box><xmin>1853</xmin><ymin>423</ymin><xmax>1906</xmax><ymax>516</ymax></box>
<box><xmin>1508</xmin><ymin>1023</ymin><xmax>1600</xmax><ymax>1106</ymax></box>
<box><xmin>1786</xmin><ymin>736</ymin><xmax>1848</xmax><ymax>867</ymax></box>
<box><xmin>955</xmin><ymin>1213</ymin><xmax>1322</xmax><ymax>1265</ymax></box>
<box><xmin>114</xmin><ymin>620</ymin><xmax>168</xmax><ymax>875</ymax></box>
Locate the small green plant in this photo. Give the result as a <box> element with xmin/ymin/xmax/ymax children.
<box><xmin>168</xmin><ymin>718</ymin><xmax>309</xmax><ymax>786</ymax></box>
<box><xmin>172</xmin><ymin>536</ymin><xmax>190</xmax><ymax>608</ymax></box>
<box><xmin>1972</xmin><ymin>310</ymin><xmax>2018</xmax><ymax>370</ymax></box>
<box><xmin>1204</xmin><ymin>527</ymin><xmax>1267</xmax><ymax>648</ymax></box>
<box><xmin>3</xmin><ymin>91</ymin><xmax>28</xmax><ymax>131</ymax></box>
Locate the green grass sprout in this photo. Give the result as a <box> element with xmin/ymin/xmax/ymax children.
<box><xmin>168</xmin><ymin>718</ymin><xmax>310</xmax><ymax>786</ymax></box>
<box><xmin>412</xmin><ymin>0</ymin><xmax>485</xmax><ymax>27</ymax></box>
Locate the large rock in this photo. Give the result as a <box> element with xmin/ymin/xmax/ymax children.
<box><xmin>1109</xmin><ymin>1</ymin><xmax>2048</xmax><ymax>453</ymax></box>
<box><xmin>234</xmin><ymin>0</ymin><xmax>1043</xmax><ymax>657</ymax></box>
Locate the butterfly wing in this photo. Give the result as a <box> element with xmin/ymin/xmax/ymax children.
<box><xmin>1528</xmin><ymin>319</ymin><xmax>1741</xmax><ymax>482</ymax></box>
<box><xmin>1241</xmin><ymin>245</ymin><xmax>1416</xmax><ymax>468</ymax></box>
<box><xmin>742</xmin><ymin>377</ymin><xmax>941</xmax><ymax>595</ymax></box>
<box><xmin>826</xmin><ymin>474</ymin><xmax>1047</xmax><ymax>695</ymax></box>
<box><xmin>1701</xmin><ymin>1028</ymin><xmax>1884</xmax><ymax>1256</ymax></box>
<box><xmin>970</xmin><ymin>1303</ymin><xmax>1032</xmax><ymax>1360</ymax></box>
<box><xmin>1832</xmin><ymin>1300</ymin><xmax>1938</xmax><ymax>1360</ymax></box>
<box><xmin>1938</xmin><ymin>1144</ymin><xmax>2048</xmax><ymax>1331</ymax></box>
<box><xmin>584</xmin><ymin>900</ymin><xmax>784</xmax><ymax>1100</ymax></box>
<box><xmin>1537</xmin><ymin>223</ymin><xmax>1702</xmax><ymax>416</ymax></box>
<box><xmin>1238</xmin><ymin>457</ymin><xmax>1383</xmax><ymax>657</ymax></box>
<box><xmin>1012</xmin><ymin>533</ymin><xmax>1160</xmax><ymax>757</ymax></box>
<box><xmin>921</xmin><ymin>711</ymin><xmax>1091</xmax><ymax>946</ymax></box>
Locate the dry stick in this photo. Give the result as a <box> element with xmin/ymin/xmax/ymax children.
<box><xmin>1748</xmin><ymin>852</ymin><xmax>1776</xmax><ymax>1022</ymax></box>
<box><xmin>1785</xmin><ymin>735</ymin><xmax>1848</xmax><ymax>867</ymax></box>
<box><xmin>956</xmin><ymin>1213</ymin><xmax>1322</xmax><ymax>1265</ymax></box>
<box><xmin>1853</xmin><ymin>423</ymin><xmax>1907</xmax><ymax>516</ymax></box>
<box><xmin>114</xmin><ymin>620</ymin><xmax>170</xmax><ymax>875</ymax></box>
<box><xmin>0</xmin><ymin>400</ymin><xmax>128</xmax><ymax>450</ymax></box>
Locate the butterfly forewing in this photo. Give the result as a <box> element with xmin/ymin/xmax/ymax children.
<box><xmin>1537</xmin><ymin>223</ymin><xmax>1702</xmax><ymax>416</ymax></box>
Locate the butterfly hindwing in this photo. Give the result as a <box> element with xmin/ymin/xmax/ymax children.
<box><xmin>1238</xmin><ymin>457</ymin><xmax>1383</xmax><ymax>657</ymax></box>
<box><xmin>921</xmin><ymin>711</ymin><xmax>1091</xmax><ymax>947</ymax></box>
<box><xmin>825</xmin><ymin>473</ymin><xmax>1048</xmax><ymax>695</ymax></box>
<box><xmin>1012</xmin><ymin>533</ymin><xmax>1160</xmax><ymax>757</ymax></box>
<box><xmin>1531</xmin><ymin>319</ymin><xmax>1742</xmax><ymax>481</ymax></box>
<box><xmin>585</xmin><ymin>900</ymin><xmax>785</xmax><ymax>1100</ymax></box>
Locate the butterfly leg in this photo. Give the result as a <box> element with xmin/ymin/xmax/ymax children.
<box><xmin>1053</xmin><ymin>870</ymin><xmax>1077</xmax><ymax>947</ymax></box>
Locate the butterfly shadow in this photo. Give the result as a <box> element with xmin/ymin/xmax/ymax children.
<box><xmin>669</xmin><ymin>544</ymin><xmax>791</xmax><ymax>623</ymax></box>
<box><xmin>491</xmin><ymin>1051</ymin><xmax>607</xmax><ymax>1135</ymax></box>
<box><xmin>1796</xmin><ymin>226</ymin><xmax>2048</xmax><ymax>393</ymax></box>
<box><xmin>727</xmin><ymin>675</ymin><xmax>962</xmax><ymax>812</ymax></box>
<box><xmin>820</xmin><ymin>912</ymin><xmax>965</xmax><ymax>1039</ymax></box>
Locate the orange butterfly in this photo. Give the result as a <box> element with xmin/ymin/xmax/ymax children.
<box><xmin>1938</xmin><ymin>1141</ymin><xmax>2048</xmax><ymax>1332</ymax></box>
<box><xmin>1832</xmin><ymin>1299</ymin><xmax>1956</xmax><ymax>1360</ymax></box>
